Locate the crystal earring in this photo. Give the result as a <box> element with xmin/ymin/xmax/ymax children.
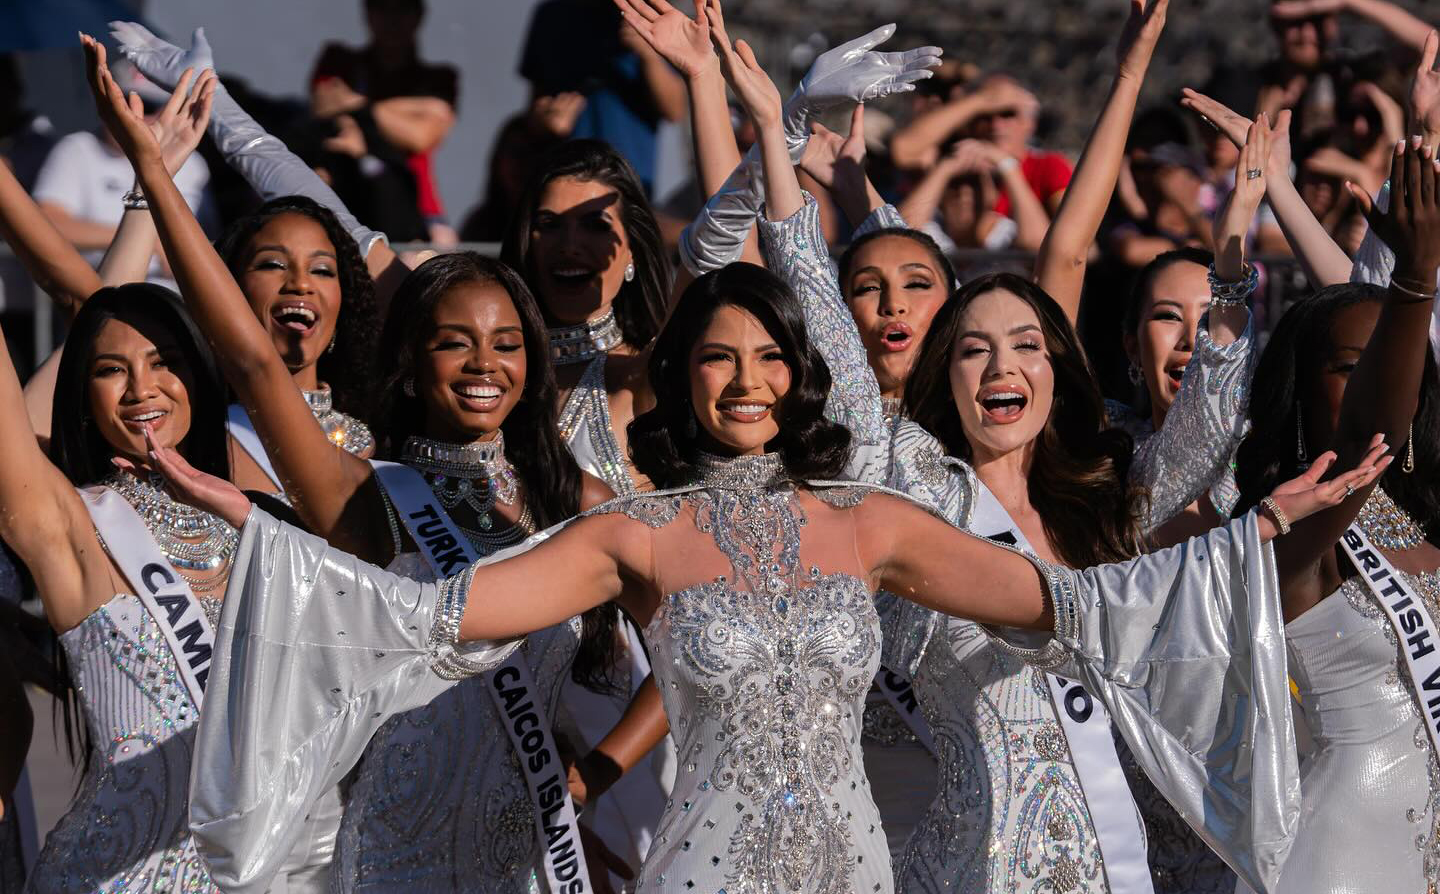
<box><xmin>326</xmin><ymin>332</ymin><xmax>337</xmax><ymax>354</ymax></box>
<box><xmin>1295</xmin><ymin>405</ymin><xmax>1308</xmax><ymax>464</ymax></box>
<box><xmin>403</xmin><ymin>377</ymin><xmax>416</xmax><ymax>397</ymax></box>
<box><xmin>1405</xmin><ymin>421</ymin><xmax>1416</xmax><ymax>474</ymax></box>
<box><xmin>1127</xmin><ymin>363</ymin><xmax>1143</xmax><ymax>385</ymax></box>
<box><xmin>624</xmin><ymin>261</ymin><xmax>635</xmax><ymax>283</ymax></box>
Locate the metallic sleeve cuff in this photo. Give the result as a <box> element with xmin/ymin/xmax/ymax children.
<box><xmin>981</xmin><ymin>561</ymin><xmax>1081</xmax><ymax>670</ymax></box>
<box><xmin>853</xmin><ymin>204</ymin><xmax>908</xmax><ymax>238</ymax></box>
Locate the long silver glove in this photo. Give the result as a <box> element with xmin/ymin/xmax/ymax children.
<box><xmin>680</xmin><ymin>25</ymin><xmax>941</xmax><ymax>275</ymax></box>
<box><xmin>109</xmin><ymin>22</ymin><xmax>388</xmax><ymax>258</ymax></box>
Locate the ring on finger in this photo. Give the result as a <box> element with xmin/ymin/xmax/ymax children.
<box><xmin>1344</xmin><ymin>483</ymin><xmax>1356</xmax><ymax>498</ymax></box>
<box><xmin>1246</xmin><ymin>168</ymin><xmax>1263</xmax><ymax>180</ymax></box>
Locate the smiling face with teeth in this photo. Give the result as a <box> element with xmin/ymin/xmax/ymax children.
<box><xmin>949</xmin><ymin>289</ymin><xmax>1055</xmax><ymax>465</ymax></box>
<box><xmin>526</xmin><ymin>176</ymin><xmax>633</xmax><ymax>328</ymax></box>
<box><xmin>688</xmin><ymin>305</ymin><xmax>791</xmax><ymax>457</ymax></box>
<box><xmin>843</xmin><ymin>235</ymin><xmax>951</xmax><ymax>400</ymax></box>
<box><xmin>86</xmin><ymin>314</ymin><xmax>196</xmax><ymax>464</ymax></box>
<box><xmin>1124</xmin><ymin>258</ymin><xmax>1210</xmax><ymax>428</ymax></box>
<box><xmin>236</xmin><ymin>213</ymin><xmax>344</xmax><ymax>388</ymax></box>
<box><xmin>412</xmin><ymin>280</ymin><xmax>529</xmax><ymax>443</ymax></box>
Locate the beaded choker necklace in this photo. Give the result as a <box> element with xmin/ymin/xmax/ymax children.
<box><xmin>880</xmin><ymin>396</ymin><xmax>905</xmax><ymax>419</ymax></box>
<box><xmin>303</xmin><ymin>387</ymin><xmax>374</xmax><ymax>455</ymax></box>
<box><xmin>104</xmin><ymin>470</ymin><xmax>238</xmax><ymax>592</ymax></box>
<box><xmin>695</xmin><ymin>451</ymin><xmax>788</xmax><ymax>490</ymax></box>
<box><xmin>1357</xmin><ymin>486</ymin><xmax>1429</xmax><ymax>551</ymax></box>
<box><xmin>401</xmin><ymin>433</ymin><xmax>533</xmax><ymax>547</ymax></box>
<box><xmin>549</xmin><ymin>308</ymin><xmax>624</xmax><ymax>365</ymax></box>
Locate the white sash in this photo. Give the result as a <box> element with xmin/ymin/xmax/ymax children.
<box><xmin>226</xmin><ymin>404</ymin><xmax>281</xmax><ymax>491</ymax></box>
<box><xmin>873</xmin><ymin>665</ymin><xmax>937</xmax><ymax>755</ymax></box>
<box><xmin>971</xmin><ymin>486</ymin><xmax>1155</xmax><ymax>894</ymax></box>
<box><xmin>371</xmin><ymin>460</ymin><xmax>595</xmax><ymax>893</ymax></box>
<box><xmin>1339</xmin><ymin>525</ymin><xmax>1440</xmax><ymax>762</ymax></box>
<box><xmin>79</xmin><ymin>486</ymin><xmax>215</xmax><ymax>706</ymax></box>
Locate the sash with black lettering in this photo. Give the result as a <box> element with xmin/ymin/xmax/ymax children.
<box><xmin>972</xmin><ymin>487</ymin><xmax>1155</xmax><ymax>894</ymax></box>
<box><xmin>371</xmin><ymin>461</ymin><xmax>595</xmax><ymax>892</ymax></box>
<box><xmin>873</xmin><ymin>666</ymin><xmax>937</xmax><ymax>755</ymax></box>
<box><xmin>226</xmin><ymin>404</ymin><xmax>282</xmax><ymax>491</ymax></box>
<box><xmin>1340</xmin><ymin>525</ymin><xmax>1440</xmax><ymax>763</ymax></box>
<box><xmin>79</xmin><ymin>486</ymin><xmax>214</xmax><ymax>706</ymax></box>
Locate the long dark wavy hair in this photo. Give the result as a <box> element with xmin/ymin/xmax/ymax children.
<box><xmin>51</xmin><ymin>284</ymin><xmax>230</xmax><ymax>486</ymax></box>
<box><xmin>501</xmin><ymin>140</ymin><xmax>670</xmax><ymax>350</ymax></box>
<box><xmin>838</xmin><ymin>227</ymin><xmax>958</xmax><ymax>292</ymax></box>
<box><xmin>371</xmin><ymin>252</ymin><xmax>616</xmax><ymax>690</ymax></box>
<box><xmin>214</xmin><ymin>195</ymin><xmax>380</xmax><ymax>419</ymax></box>
<box><xmin>904</xmin><ymin>273</ymin><xmax>1145</xmax><ymax>566</ymax></box>
<box><xmin>1234</xmin><ymin>283</ymin><xmax>1440</xmax><ymax>537</ymax></box>
<box><xmin>629</xmin><ymin>263</ymin><xmax>852</xmax><ymax>488</ymax></box>
<box><xmin>48</xmin><ymin>284</ymin><xmax>229</xmax><ymax>765</ymax></box>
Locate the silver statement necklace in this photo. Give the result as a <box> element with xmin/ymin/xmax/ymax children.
<box><xmin>401</xmin><ymin>432</ymin><xmax>534</xmax><ymax>549</ymax></box>
<box><xmin>695</xmin><ymin>451</ymin><xmax>788</xmax><ymax>490</ymax></box>
<box><xmin>1357</xmin><ymin>486</ymin><xmax>1429</xmax><ymax>551</ymax></box>
<box><xmin>303</xmin><ymin>387</ymin><xmax>374</xmax><ymax>456</ymax></box>
<box><xmin>880</xmin><ymin>396</ymin><xmax>905</xmax><ymax>420</ymax></box>
<box><xmin>548</xmin><ymin>308</ymin><xmax>624</xmax><ymax>366</ymax></box>
<box><xmin>104</xmin><ymin>470</ymin><xmax>239</xmax><ymax>591</ymax></box>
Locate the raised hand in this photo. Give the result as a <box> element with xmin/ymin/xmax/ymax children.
<box><xmin>793</xmin><ymin>24</ymin><xmax>941</xmax><ymax>110</ymax></box>
<box><xmin>1116</xmin><ymin>0</ymin><xmax>1169</xmax><ymax>80</ymax></box>
<box><xmin>1409</xmin><ymin>30</ymin><xmax>1440</xmax><ymax>143</ymax></box>
<box><xmin>614</xmin><ymin>0</ymin><xmax>715</xmax><ymax>78</ymax></box>
<box><xmin>112</xmin><ymin>424</ymin><xmax>252</xmax><ymax>529</ymax></box>
<box><xmin>81</xmin><ymin>34</ymin><xmax>169</xmax><ymax>169</ymax></box>
<box><xmin>1181</xmin><ymin>90</ymin><xmax>1294</xmax><ymax>179</ymax></box>
<box><xmin>1265</xmin><ymin>436</ymin><xmax>1391</xmax><ymax>533</ymax></box>
<box><xmin>148</xmin><ymin>66</ymin><xmax>216</xmax><ymax>176</ymax></box>
<box><xmin>531</xmin><ymin>91</ymin><xmax>587</xmax><ymax>137</ymax></box>
<box><xmin>707</xmin><ymin>5</ymin><xmax>781</xmax><ymax>128</ymax></box>
<box><xmin>1348</xmin><ymin>139</ymin><xmax>1440</xmax><ymax>284</ymax></box>
<box><xmin>1214</xmin><ymin>114</ymin><xmax>1273</xmax><ymax>280</ymax></box>
<box><xmin>109</xmin><ymin>22</ymin><xmax>213</xmax><ymax>92</ymax></box>
<box><xmin>798</xmin><ymin>104</ymin><xmax>867</xmax><ymax>189</ymax></box>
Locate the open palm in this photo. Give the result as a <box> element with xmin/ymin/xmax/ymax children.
<box><xmin>614</xmin><ymin>0</ymin><xmax>714</xmax><ymax>77</ymax></box>
<box><xmin>1410</xmin><ymin>31</ymin><xmax>1440</xmax><ymax>142</ymax></box>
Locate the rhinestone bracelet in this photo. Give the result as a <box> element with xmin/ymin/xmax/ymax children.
<box><xmin>1206</xmin><ymin>262</ymin><xmax>1259</xmax><ymax>308</ymax></box>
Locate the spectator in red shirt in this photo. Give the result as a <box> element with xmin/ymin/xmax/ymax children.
<box><xmin>890</xmin><ymin>73</ymin><xmax>1071</xmax><ymax>239</ymax></box>
<box><xmin>310</xmin><ymin>0</ymin><xmax>459</xmax><ymax>245</ymax></box>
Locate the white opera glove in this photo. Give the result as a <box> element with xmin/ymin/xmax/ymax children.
<box><xmin>109</xmin><ymin>21</ymin><xmax>388</xmax><ymax>258</ymax></box>
<box><xmin>679</xmin><ymin>26</ymin><xmax>941</xmax><ymax>276</ymax></box>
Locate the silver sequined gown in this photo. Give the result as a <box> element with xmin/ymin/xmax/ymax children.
<box><xmin>26</xmin><ymin>594</ymin><xmax>214</xmax><ymax>894</ymax></box>
<box><xmin>1237</xmin><ymin>571</ymin><xmax>1440</xmax><ymax>894</ymax></box>
<box><xmin>330</xmin><ymin>547</ymin><xmax>580</xmax><ymax>893</ymax></box>
<box><xmin>757</xmin><ymin>196</ymin><xmax>1261</xmax><ymax>894</ymax></box>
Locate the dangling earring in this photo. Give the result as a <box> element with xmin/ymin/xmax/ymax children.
<box><xmin>326</xmin><ymin>332</ymin><xmax>337</xmax><ymax>354</ymax></box>
<box><xmin>624</xmin><ymin>261</ymin><xmax>635</xmax><ymax>283</ymax></box>
<box><xmin>1127</xmin><ymin>363</ymin><xmax>1143</xmax><ymax>386</ymax></box>
<box><xmin>1295</xmin><ymin>405</ymin><xmax>1308</xmax><ymax>464</ymax></box>
<box><xmin>403</xmin><ymin>377</ymin><xmax>416</xmax><ymax>397</ymax></box>
<box><xmin>1405</xmin><ymin>421</ymin><xmax>1416</xmax><ymax>474</ymax></box>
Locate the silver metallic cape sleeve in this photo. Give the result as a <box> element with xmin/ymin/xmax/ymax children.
<box><xmin>994</xmin><ymin>512</ymin><xmax>1297</xmax><ymax>894</ymax></box>
<box><xmin>756</xmin><ymin>192</ymin><xmax>886</xmax><ymax>444</ymax></box>
<box><xmin>187</xmin><ymin>509</ymin><xmax>520</xmax><ymax>894</ymax></box>
<box><xmin>1130</xmin><ymin>311</ymin><xmax>1255</xmax><ymax>531</ymax></box>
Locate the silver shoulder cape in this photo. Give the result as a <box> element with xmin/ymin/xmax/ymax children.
<box><xmin>187</xmin><ymin>508</ymin><xmax>526</xmax><ymax>894</ymax></box>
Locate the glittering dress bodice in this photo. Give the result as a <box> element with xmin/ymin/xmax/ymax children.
<box><xmin>597</xmin><ymin>476</ymin><xmax>891</xmax><ymax>894</ymax></box>
<box><xmin>26</xmin><ymin>595</ymin><xmax>214</xmax><ymax>894</ymax></box>
<box><xmin>896</xmin><ymin>617</ymin><xmax>1104</xmax><ymax>894</ymax></box>
<box><xmin>1250</xmin><ymin>571</ymin><xmax>1440</xmax><ymax>894</ymax></box>
<box><xmin>332</xmin><ymin>552</ymin><xmax>580</xmax><ymax>893</ymax></box>
<box><xmin>558</xmin><ymin>355</ymin><xmax>636</xmax><ymax>496</ymax></box>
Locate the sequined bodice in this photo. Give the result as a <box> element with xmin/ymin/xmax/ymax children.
<box><xmin>897</xmin><ymin>617</ymin><xmax>1104</xmax><ymax>894</ymax></box>
<box><xmin>28</xmin><ymin>595</ymin><xmax>213</xmax><ymax>893</ymax></box>
<box><xmin>1265</xmin><ymin>573</ymin><xmax>1440</xmax><ymax>892</ymax></box>
<box><xmin>333</xmin><ymin>555</ymin><xmax>580</xmax><ymax>892</ymax></box>
<box><xmin>599</xmin><ymin>482</ymin><xmax>892</xmax><ymax>893</ymax></box>
<box><xmin>558</xmin><ymin>355</ymin><xmax>636</xmax><ymax>496</ymax></box>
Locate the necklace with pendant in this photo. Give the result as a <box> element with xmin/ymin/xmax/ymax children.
<box><xmin>303</xmin><ymin>387</ymin><xmax>374</xmax><ymax>456</ymax></box>
<box><xmin>401</xmin><ymin>432</ymin><xmax>534</xmax><ymax>550</ymax></box>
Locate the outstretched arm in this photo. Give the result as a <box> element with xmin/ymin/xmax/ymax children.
<box><xmin>81</xmin><ymin>35</ymin><xmax>382</xmax><ymax>558</ymax></box>
<box><xmin>1272</xmin><ymin>0</ymin><xmax>1432</xmax><ymax>52</ymax></box>
<box><xmin>1035</xmin><ymin>0</ymin><xmax>1168</xmax><ymax>323</ymax></box>
<box><xmin>0</xmin><ymin>162</ymin><xmax>99</xmax><ymax>317</ymax></box>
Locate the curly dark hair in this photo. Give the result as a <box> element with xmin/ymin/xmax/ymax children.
<box><xmin>904</xmin><ymin>272</ymin><xmax>1145</xmax><ymax>566</ymax></box>
<box><xmin>629</xmin><ymin>263</ymin><xmax>852</xmax><ymax>489</ymax></box>
<box><xmin>370</xmin><ymin>252</ymin><xmax>618</xmax><ymax>690</ymax></box>
<box><xmin>501</xmin><ymin>139</ymin><xmax>671</xmax><ymax>350</ymax></box>
<box><xmin>51</xmin><ymin>284</ymin><xmax>230</xmax><ymax>486</ymax></box>
<box><xmin>1234</xmin><ymin>283</ymin><xmax>1440</xmax><ymax>538</ymax></box>
<box><xmin>214</xmin><ymin>195</ymin><xmax>380</xmax><ymax>420</ymax></box>
<box><xmin>838</xmin><ymin>227</ymin><xmax>958</xmax><ymax>293</ymax></box>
